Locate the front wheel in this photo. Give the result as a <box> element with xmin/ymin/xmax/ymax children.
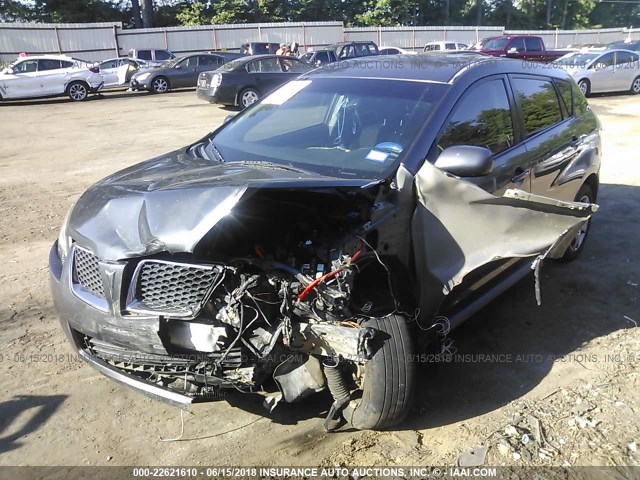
<box><xmin>577</xmin><ymin>79</ymin><xmax>590</xmax><ymax>97</ymax></box>
<box><xmin>67</xmin><ymin>81</ymin><xmax>89</xmax><ymax>101</ymax></box>
<box><xmin>561</xmin><ymin>183</ymin><xmax>595</xmax><ymax>261</ymax></box>
<box><xmin>151</xmin><ymin>76</ymin><xmax>170</xmax><ymax>94</ymax></box>
<box><xmin>344</xmin><ymin>314</ymin><xmax>415</xmax><ymax>430</ymax></box>
<box><xmin>239</xmin><ymin>88</ymin><xmax>259</xmax><ymax>109</ymax></box>
<box><xmin>631</xmin><ymin>76</ymin><xmax>640</xmax><ymax>95</ymax></box>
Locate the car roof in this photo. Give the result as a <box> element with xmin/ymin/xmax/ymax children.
<box><xmin>306</xmin><ymin>53</ymin><xmax>571</xmax><ymax>84</ymax></box>
<box><xmin>15</xmin><ymin>54</ymin><xmax>76</xmax><ymax>61</ymax></box>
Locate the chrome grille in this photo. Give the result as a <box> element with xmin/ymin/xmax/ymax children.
<box><xmin>73</xmin><ymin>247</ymin><xmax>105</xmax><ymax>298</ymax></box>
<box><xmin>130</xmin><ymin>260</ymin><xmax>221</xmax><ymax>316</ymax></box>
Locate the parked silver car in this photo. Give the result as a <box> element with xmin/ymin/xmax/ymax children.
<box><xmin>556</xmin><ymin>49</ymin><xmax>640</xmax><ymax>95</ymax></box>
<box><xmin>98</xmin><ymin>57</ymin><xmax>149</xmax><ymax>89</ymax></box>
<box><xmin>0</xmin><ymin>55</ymin><xmax>103</xmax><ymax>101</ymax></box>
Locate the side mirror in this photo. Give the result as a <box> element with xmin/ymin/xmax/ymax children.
<box><xmin>507</xmin><ymin>47</ymin><xmax>519</xmax><ymax>55</ymax></box>
<box><xmin>174</xmin><ymin>64</ymin><xmax>181</xmax><ymax>69</ymax></box>
<box><xmin>223</xmin><ymin>114</ymin><xmax>236</xmax><ymax>124</ymax></box>
<box><xmin>6</xmin><ymin>67</ymin><xmax>14</xmax><ymax>74</ymax></box>
<box><xmin>434</xmin><ymin>145</ymin><xmax>493</xmax><ymax>177</ymax></box>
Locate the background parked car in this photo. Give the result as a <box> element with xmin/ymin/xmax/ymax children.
<box><xmin>332</xmin><ymin>41</ymin><xmax>380</xmax><ymax>59</ymax></box>
<box><xmin>300</xmin><ymin>48</ymin><xmax>338</xmax><ymax>66</ymax></box>
<box><xmin>379</xmin><ymin>46</ymin><xmax>417</xmax><ymax>55</ymax></box>
<box><xmin>98</xmin><ymin>57</ymin><xmax>149</xmax><ymax>89</ymax></box>
<box><xmin>127</xmin><ymin>48</ymin><xmax>175</xmax><ymax>67</ymax></box>
<box><xmin>606</xmin><ymin>39</ymin><xmax>640</xmax><ymax>52</ymax></box>
<box><xmin>240</xmin><ymin>42</ymin><xmax>280</xmax><ymax>55</ymax></box>
<box><xmin>131</xmin><ymin>52</ymin><xmax>240</xmax><ymax>93</ymax></box>
<box><xmin>0</xmin><ymin>54</ymin><xmax>102</xmax><ymax>101</ymax></box>
<box><xmin>556</xmin><ymin>49</ymin><xmax>640</xmax><ymax>95</ymax></box>
<box><xmin>196</xmin><ymin>54</ymin><xmax>312</xmax><ymax>108</ymax></box>
<box><xmin>423</xmin><ymin>41</ymin><xmax>468</xmax><ymax>52</ymax></box>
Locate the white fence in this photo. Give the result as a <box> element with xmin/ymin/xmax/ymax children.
<box><xmin>1</xmin><ymin>21</ymin><xmax>640</xmax><ymax>62</ymax></box>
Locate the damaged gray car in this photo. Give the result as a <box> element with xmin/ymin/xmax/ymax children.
<box><xmin>50</xmin><ymin>54</ymin><xmax>600</xmax><ymax>431</ymax></box>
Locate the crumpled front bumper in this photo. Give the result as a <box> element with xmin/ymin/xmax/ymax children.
<box><xmin>49</xmin><ymin>242</ymin><xmax>192</xmax><ymax>408</ymax></box>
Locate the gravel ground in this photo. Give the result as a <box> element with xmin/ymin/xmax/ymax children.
<box><xmin>0</xmin><ymin>88</ymin><xmax>638</xmax><ymax>469</ymax></box>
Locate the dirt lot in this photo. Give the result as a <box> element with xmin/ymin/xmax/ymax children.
<box><xmin>0</xmin><ymin>88</ymin><xmax>638</xmax><ymax>469</ymax></box>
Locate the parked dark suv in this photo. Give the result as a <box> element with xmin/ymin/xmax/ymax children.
<box><xmin>50</xmin><ymin>54</ymin><xmax>600</xmax><ymax>432</ymax></box>
<box><xmin>331</xmin><ymin>41</ymin><xmax>380</xmax><ymax>59</ymax></box>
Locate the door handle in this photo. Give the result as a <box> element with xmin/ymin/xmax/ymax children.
<box><xmin>511</xmin><ymin>167</ymin><xmax>530</xmax><ymax>185</ymax></box>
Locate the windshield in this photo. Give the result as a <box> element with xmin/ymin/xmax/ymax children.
<box><xmin>482</xmin><ymin>38</ymin><xmax>510</xmax><ymax>50</ymax></box>
<box><xmin>206</xmin><ymin>78</ymin><xmax>446</xmax><ymax>179</ymax></box>
<box><xmin>556</xmin><ymin>53</ymin><xmax>599</xmax><ymax>67</ymax></box>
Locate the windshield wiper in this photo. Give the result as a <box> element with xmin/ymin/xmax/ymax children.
<box><xmin>231</xmin><ymin>160</ymin><xmax>316</xmax><ymax>175</ymax></box>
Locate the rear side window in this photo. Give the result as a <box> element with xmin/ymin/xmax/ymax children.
<box><xmin>555</xmin><ymin>80</ymin><xmax>573</xmax><ymax>117</ymax></box>
<box><xmin>524</xmin><ymin>37</ymin><xmax>543</xmax><ymax>51</ymax></box>
<box><xmin>438</xmin><ymin>78</ymin><xmax>514</xmax><ymax>155</ymax></box>
<box><xmin>315</xmin><ymin>51</ymin><xmax>330</xmax><ymax>63</ymax></box>
<box><xmin>137</xmin><ymin>50</ymin><xmax>152</xmax><ymax>60</ymax></box>
<box><xmin>510</xmin><ymin>38</ymin><xmax>526</xmax><ymax>52</ymax></box>
<box><xmin>512</xmin><ymin>78</ymin><xmax>563</xmax><ymax>136</ymax></box>
<box><xmin>572</xmin><ymin>81</ymin><xmax>589</xmax><ymax>116</ymax></box>
<box><xmin>445</xmin><ymin>43</ymin><xmax>456</xmax><ymax>50</ymax></box>
<box><xmin>155</xmin><ymin>50</ymin><xmax>172</xmax><ymax>60</ymax></box>
<box><xmin>38</xmin><ymin>59</ymin><xmax>61</xmax><ymax>71</ymax></box>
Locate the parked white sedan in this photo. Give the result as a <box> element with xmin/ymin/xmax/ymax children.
<box><xmin>556</xmin><ymin>49</ymin><xmax>640</xmax><ymax>96</ymax></box>
<box><xmin>0</xmin><ymin>55</ymin><xmax>103</xmax><ymax>101</ymax></box>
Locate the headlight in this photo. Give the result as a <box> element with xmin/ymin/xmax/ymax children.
<box><xmin>57</xmin><ymin>204</ymin><xmax>75</xmax><ymax>264</ymax></box>
<box><xmin>136</xmin><ymin>73</ymin><xmax>151</xmax><ymax>81</ymax></box>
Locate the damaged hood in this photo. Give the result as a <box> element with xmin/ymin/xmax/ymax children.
<box><xmin>67</xmin><ymin>150</ymin><xmax>373</xmax><ymax>261</ymax></box>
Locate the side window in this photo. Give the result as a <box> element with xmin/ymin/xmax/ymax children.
<box><xmin>434</xmin><ymin>44</ymin><xmax>441</xmax><ymax>51</ymax></box>
<box><xmin>510</xmin><ymin>38</ymin><xmax>526</xmax><ymax>52</ymax></box>
<box><xmin>572</xmin><ymin>81</ymin><xmax>589</xmax><ymax>115</ymax></box>
<box><xmin>60</xmin><ymin>60</ymin><xmax>74</xmax><ymax>69</ymax></box>
<box><xmin>198</xmin><ymin>55</ymin><xmax>219</xmax><ymax>67</ymax></box>
<box><xmin>282</xmin><ymin>58</ymin><xmax>310</xmax><ymax>73</ymax></box>
<box><xmin>524</xmin><ymin>37</ymin><xmax>543</xmax><ymax>51</ymax></box>
<box><xmin>592</xmin><ymin>52</ymin><xmax>614</xmax><ymax>68</ymax></box>
<box><xmin>137</xmin><ymin>50</ymin><xmax>152</xmax><ymax>61</ymax></box>
<box><xmin>512</xmin><ymin>77</ymin><xmax>563</xmax><ymax>136</ymax></box>
<box><xmin>445</xmin><ymin>43</ymin><xmax>456</xmax><ymax>50</ymax></box>
<box><xmin>555</xmin><ymin>79</ymin><xmax>573</xmax><ymax>117</ymax></box>
<box><xmin>155</xmin><ymin>50</ymin><xmax>172</xmax><ymax>60</ymax></box>
<box><xmin>247</xmin><ymin>59</ymin><xmax>281</xmax><ymax>73</ymax></box>
<box><xmin>100</xmin><ymin>59</ymin><xmax>118</xmax><ymax>69</ymax></box>
<box><xmin>438</xmin><ymin>78</ymin><xmax>514</xmax><ymax>155</ymax></box>
<box><xmin>616</xmin><ymin>51</ymin><xmax>638</xmax><ymax>67</ymax></box>
<box><xmin>458</xmin><ymin>43</ymin><xmax>468</xmax><ymax>49</ymax></box>
<box><xmin>38</xmin><ymin>59</ymin><xmax>62</xmax><ymax>71</ymax></box>
<box><xmin>14</xmin><ymin>60</ymin><xmax>38</xmax><ymax>73</ymax></box>
<box><xmin>316</xmin><ymin>51</ymin><xmax>330</xmax><ymax>63</ymax></box>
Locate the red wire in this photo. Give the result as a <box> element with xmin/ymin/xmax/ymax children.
<box><xmin>297</xmin><ymin>247</ymin><xmax>363</xmax><ymax>302</ymax></box>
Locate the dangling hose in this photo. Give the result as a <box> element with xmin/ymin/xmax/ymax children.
<box><xmin>322</xmin><ymin>357</ymin><xmax>351</xmax><ymax>432</ymax></box>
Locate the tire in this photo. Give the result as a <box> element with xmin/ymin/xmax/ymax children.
<box><xmin>239</xmin><ymin>88</ymin><xmax>259</xmax><ymax>109</ymax></box>
<box><xmin>150</xmin><ymin>76</ymin><xmax>170</xmax><ymax>94</ymax></box>
<box><xmin>561</xmin><ymin>183</ymin><xmax>595</xmax><ymax>262</ymax></box>
<box><xmin>344</xmin><ymin>314</ymin><xmax>415</xmax><ymax>430</ymax></box>
<box><xmin>577</xmin><ymin>79</ymin><xmax>590</xmax><ymax>97</ymax></box>
<box><xmin>631</xmin><ymin>76</ymin><xmax>640</xmax><ymax>95</ymax></box>
<box><xmin>67</xmin><ymin>81</ymin><xmax>89</xmax><ymax>102</ymax></box>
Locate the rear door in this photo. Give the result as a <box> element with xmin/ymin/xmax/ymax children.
<box><xmin>510</xmin><ymin>75</ymin><xmax>580</xmax><ymax>202</ymax></box>
<box><xmin>246</xmin><ymin>58</ymin><xmax>288</xmax><ymax>94</ymax></box>
<box><xmin>614</xmin><ymin>51</ymin><xmax>640</xmax><ymax>91</ymax></box>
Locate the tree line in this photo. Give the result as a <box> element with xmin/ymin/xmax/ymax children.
<box><xmin>1</xmin><ymin>0</ymin><xmax>638</xmax><ymax>30</ymax></box>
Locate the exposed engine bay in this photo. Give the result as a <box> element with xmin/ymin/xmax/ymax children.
<box><xmin>78</xmin><ymin>186</ymin><xmax>404</xmax><ymax>430</ymax></box>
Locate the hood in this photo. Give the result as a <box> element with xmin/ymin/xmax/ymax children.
<box><xmin>67</xmin><ymin>149</ymin><xmax>373</xmax><ymax>261</ymax></box>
